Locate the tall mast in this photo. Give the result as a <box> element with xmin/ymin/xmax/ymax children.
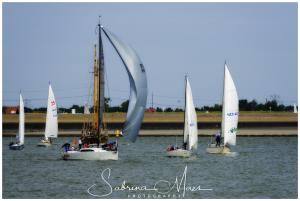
<box><xmin>98</xmin><ymin>17</ymin><xmax>105</xmax><ymax>134</ymax></box>
<box><xmin>183</xmin><ymin>75</ymin><xmax>187</xmax><ymax>142</ymax></box>
<box><xmin>93</xmin><ymin>44</ymin><xmax>98</xmax><ymax>129</ymax></box>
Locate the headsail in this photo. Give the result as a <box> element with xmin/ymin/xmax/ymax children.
<box><xmin>222</xmin><ymin>63</ymin><xmax>239</xmax><ymax>146</ymax></box>
<box><xmin>102</xmin><ymin>27</ymin><xmax>147</xmax><ymax>142</ymax></box>
<box><xmin>45</xmin><ymin>84</ymin><xmax>58</xmax><ymax>139</ymax></box>
<box><xmin>18</xmin><ymin>93</ymin><xmax>25</xmax><ymax>145</ymax></box>
<box><xmin>184</xmin><ymin>77</ymin><xmax>198</xmax><ymax>150</ymax></box>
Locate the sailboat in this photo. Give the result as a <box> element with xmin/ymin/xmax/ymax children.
<box><xmin>206</xmin><ymin>62</ymin><xmax>239</xmax><ymax>154</ymax></box>
<box><xmin>62</xmin><ymin>18</ymin><xmax>147</xmax><ymax>160</ymax></box>
<box><xmin>9</xmin><ymin>93</ymin><xmax>25</xmax><ymax>150</ymax></box>
<box><xmin>166</xmin><ymin>76</ymin><xmax>198</xmax><ymax>157</ymax></box>
<box><xmin>37</xmin><ymin>84</ymin><xmax>58</xmax><ymax>147</ymax></box>
<box><xmin>293</xmin><ymin>103</ymin><xmax>297</xmax><ymax>113</ymax></box>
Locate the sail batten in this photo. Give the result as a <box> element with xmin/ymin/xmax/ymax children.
<box><xmin>222</xmin><ymin>64</ymin><xmax>239</xmax><ymax>146</ymax></box>
<box><xmin>102</xmin><ymin>27</ymin><xmax>147</xmax><ymax>142</ymax></box>
<box><xmin>45</xmin><ymin>84</ymin><xmax>58</xmax><ymax>139</ymax></box>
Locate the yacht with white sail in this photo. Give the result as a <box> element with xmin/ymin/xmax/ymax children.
<box><xmin>9</xmin><ymin>93</ymin><xmax>25</xmax><ymax>150</ymax></box>
<box><xmin>37</xmin><ymin>84</ymin><xmax>58</xmax><ymax>147</ymax></box>
<box><xmin>166</xmin><ymin>76</ymin><xmax>198</xmax><ymax>157</ymax></box>
<box><xmin>62</xmin><ymin>18</ymin><xmax>147</xmax><ymax>160</ymax></box>
<box><xmin>206</xmin><ymin>62</ymin><xmax>239</xmax><ymax>154</ymax></box>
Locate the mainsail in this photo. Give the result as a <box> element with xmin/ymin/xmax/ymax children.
<box><xmin>102</xmin><ymin>27</ymin><xmax>147</xmax><ymax>142</ymax></box>
<box><xmin>45</xmin><ymin>84</ymin><xmax>58</xmax><ymax>139</ymax></box>
<box><xmin>18</xmin><ymin>94</ymin><xmax>25</xmax><ymax>145</ymax></box>
<box><xmin>222</xmin><ymin>63</ymin><xmax>239</xmax><ymax>146</ymax></box>
<box><xmin>183</xmin><ymin>77</ymin><xmax>198</xmax><ymax>150</ymax></box>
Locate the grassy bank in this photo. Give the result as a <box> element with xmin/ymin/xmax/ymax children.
<box><xmin>3</xmin><ymin>111</ymin><xmax>297</xmax><ymax>123</ymax></box>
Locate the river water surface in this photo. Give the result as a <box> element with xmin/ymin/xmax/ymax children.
<box><xmin>2</xmin><ymin>136</ymin><xmax>297</xmax><ymax>198</ymax></box>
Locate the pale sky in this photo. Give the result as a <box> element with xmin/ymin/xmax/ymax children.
<box><xmin>3</xmin><ymin>3</ymin><xmax>298</xmax><ymax>108</ymax></box>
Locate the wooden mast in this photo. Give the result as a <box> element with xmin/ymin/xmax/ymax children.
<box><xmin>92</xmin><ymin>44</ymin><xmax>99</xmax><ymax>130</ymax></box>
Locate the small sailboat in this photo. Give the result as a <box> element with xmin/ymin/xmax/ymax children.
<box><xmin>166</xmin><ymin>76</ymin><xmax>198</xmax><ymax>157</ymax></box>
<box><xmin>62</xmin><ymin>18</ymin><xmax>147</xmax><ymax>160</ymax></box>
<box><xmin>293</xmin><ymin>103</ymin><xmax>297</xmax><ymax>113</ymax></box>
<box><xmin>206</xmin><ymin>62</ymin><xmax>239</xmax><ymax>154</ymax></box>
<box><xmin>37</xmin><ymin>84</ymin><xmax>58</xmax><ymax>147</ymax></box>
<box><xmin>9</xmin><ymin>93</ymin><xmax>25</xmax><ymax>150</ymax></box>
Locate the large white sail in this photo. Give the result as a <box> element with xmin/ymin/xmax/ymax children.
<box><xmin>185</xmin><ymin>78</ymin><xmax>198</xmax><ymax>150</ymax></box>
<box><xmin>18</xmin><ymin>94</ymin><xmax>25</xmax><ymax>145</ymax></box>
<box><xmin>102</xmin><ymin>27</ymin><xmax>147</xmax><ymax>142</ymax></box>
<box><xmin>45</xmin><ymin>84</ymin><xmax>58</xmax><ymax>139</ymax></box>
<box><xmin>222</xmin><ymin>63</ymin><xmax>239</xmax><ymax>146</ymax></box>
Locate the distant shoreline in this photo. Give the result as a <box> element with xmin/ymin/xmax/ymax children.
<box><xmin>2</xmin><ymin>128</ymin><xmax>297</xmax><ymax>137</ymax></box>
<box><xmin>3</xmin><ymin>112</ymin><xmax>297</xmax><ymax>137</ymax></box>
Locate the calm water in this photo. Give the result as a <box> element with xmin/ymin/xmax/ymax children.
<box><xmin>2</xmin><ymin>136</ymin><xmax>298</xmax><ymax>198</ymax></box>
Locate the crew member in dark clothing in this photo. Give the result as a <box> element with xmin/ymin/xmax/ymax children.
<box><xmin>62</xmin><ymin>143</ymin><xmax>71</xmax><ymax>152</ymax></box>
<box><xmin>215</xmin><ymin>131</ymin><xmax>221</xmax><ymax>147</ymax></box>
<box><xmin>182</xmin><ymin>142</ymin><xmax>187</xmax><ymax>150</ymax></box>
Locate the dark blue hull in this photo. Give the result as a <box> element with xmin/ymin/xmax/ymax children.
<box><xmin>9</xmin><ymin>144</ymin><xmax>24</xmax><ymax>150</ymax></box>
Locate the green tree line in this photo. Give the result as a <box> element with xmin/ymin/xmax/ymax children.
<box><xmin>3</xmin><ymin>98</ymin><xmax>295</xmax><ymax>113</ymax></box>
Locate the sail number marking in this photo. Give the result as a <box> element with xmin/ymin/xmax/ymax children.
<box><xmin>229</xmin><ymin>127</ymin><xmax>237</xmax><ymax>134</ymax></box>
<box><xmin>140</xmin><ymin>64</ymin><xmax>145</xmax><ymax>73</ymax></box>
<box><xmin>51</xmin><ymin>100</ymin><xmax>56</xmax><ymax>106</ymax></box>
<box><xmin>227</xmin><ymin>112</ymin><xmax>238</xmax><ymax>116</ymax></box>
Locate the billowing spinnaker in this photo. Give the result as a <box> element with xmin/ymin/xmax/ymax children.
<box><xmin>102</xmin><ymin>27</ymin><xmax>147</xmax><ymax>142</ymax></box>
<box><xmin>45</xmin><ymin>84</ymin><xmax>58</xmax><ymax>138</ymax></box>
<box><xmin>18</xmin><ymin>94</ymin><xmax>25</xmax><ymax>145</ymax></box>
<box><xmin>222</xmin><ymin>64</ymin><xmax>239</xmax><ymax>146</ymax></box>
<box><xmin>185</xmin><ymin>78</ymin><xmax>198</xmax><ymax>150</ymax></box>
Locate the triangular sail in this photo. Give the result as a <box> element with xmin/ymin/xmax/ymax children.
<box><xmin>102</xmin><ymin>27</ymin><xmax>147</xmax><ymax>142</ymax></box>
<box><xmin>222</xmin><ymin>63</ymin><xmax>239</xmax><ymax>146</ymax></box>
<box><xmin>294</xmin><ymin>104</ymin><xmax>297</xmax><ymax>113</ymax></box>
<box><xmin>45</xmin><ymin>84</ymin><xmax>58</xmax><ymax>139</ymax></box>
<box><xmin>185</xmin><ymin>78</ymin><xmax>198</xmax><ymax>150</ymax></box>
<box><xmin>18</xmin><ymin>94</ymin><xmax>25</xmax><ymax>145</ymax></box>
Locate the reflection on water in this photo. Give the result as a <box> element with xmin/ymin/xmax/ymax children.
<box><xmin>2</xmin><ymin>136</ymin><xmax>298</xmax><ymax>198</ymax></box>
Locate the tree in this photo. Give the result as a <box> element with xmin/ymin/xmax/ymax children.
<box><xmin>164</xmin><ymin>107</ymin><xmax>173</xmax><ymax>112</ymax></box>
<box><xmin>195</xmin><ymin>107</ymin><xmax>202</xmax><ymax>112</ymax></box>
<box><xmin>174</xmin><ymin>108</ymin><xmax>183</xmax><ymax>112</ymax></box>
<box><xmin>156</xmin><ymin>107</ymin><xmax>163</xmax><ymax>112</ymax></box>
<box><xmin>24</xmin><ymin>107</ymin><xmax>33</xmax><ymax>113</ymax></box>
<box><xmin>120</xmin><ymin>100</ymin><xmax>129</xmax><ymax>112</ymax></box>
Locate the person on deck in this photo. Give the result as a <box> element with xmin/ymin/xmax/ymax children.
<box><xmin>215</xmin><ymin>131</ymin><xmax>221</xmax><ymax>147</ymax></box>
<box><xmin>78</xmin><ymin>138</ymin><xmax>82</xmax><ymax>149</ymax></box>
<box><xmin>182</xmin><ymin>142</ymin><xmax>187</xmax><ymax>150</ymax></box>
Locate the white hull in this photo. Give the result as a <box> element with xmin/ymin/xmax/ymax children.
<box><xmin>37</xmin><ymin>142</ymin><xmax>52</xmax><ymax>147</ymax></box>
<box><xmin>166</xmin><ymin>148</ymin><xmax>191</xmax><ymax>157</ymax></box>
<box><xmin>62</xmin><ymin>147</ymin><xmax>118</xmax><ymax>160</ymax></box>
<box><xmin>206</xmin><ymin>144</ymin><xmax>230</xmax><ymax>154</ymax></box>
<box><xmin>37</xmin><ymin>139</ymin><xmax>52</xmax><ymax>147</ymax></box>
<box><xmin>9</xmin><ymin>143</ymin><xmax>24</xmax><ymax>150</ymax></box>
